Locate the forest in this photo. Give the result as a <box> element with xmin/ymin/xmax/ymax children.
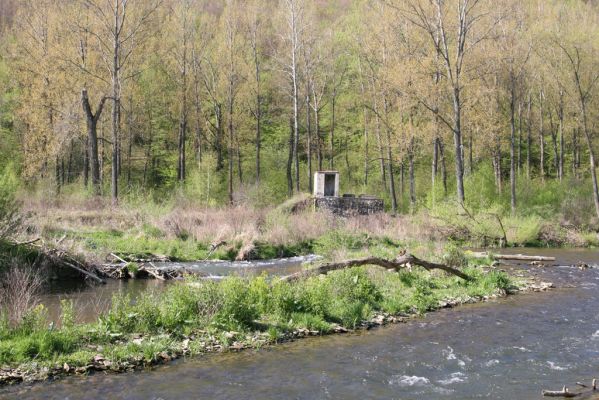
<box><xmin>2</xmin><ymin>1</ymin><xmax>599</xmax><ymax>394</ymax></box>
<box><xmin>0</xmin><ymin>0</ymin><xmax>597</xmax><ymax>225</ymax></box>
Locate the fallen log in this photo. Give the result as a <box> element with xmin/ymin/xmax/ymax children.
<box><xmin>542</xmin><ymin>386</ymin><xmax>578</xmax><ymax>397</ymax></box>
<box><xmin>281</xmin><ymin>253</ymin><xmax>472</xmax><ymax>282</ymax></box>
<box><xmin>469</xmin><ymin>252</ymin><xmax>556</xmax><ymax>262</ymax></box>
<box><xmin>542</xmin><ymin>380</ymin><xmax>597</xmax><ymax>398</ymax></box>
<box><xmin>61</xmin><ymin>260</ymin><xmax>106</xmax><ymax>284</ymax></box>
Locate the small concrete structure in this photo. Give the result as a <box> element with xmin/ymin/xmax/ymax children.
<box><xmin>312</xmin><ymin>170</ymin><xmax>383</xmax><ymax>217</ymax></box>
<box><xmin>313</xmin><ymin>171</ymin><xmax>339</xmax><ymax>197</ymax></box>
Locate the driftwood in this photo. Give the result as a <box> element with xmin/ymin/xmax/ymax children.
<box><xmin>470</xmin><ymin>252</ymin><xmax>556</xmax><ymax>262</ymax></box>
<box><xmin>542</xmin><ymin>380</ymin><xmax>597</xmax><ymax>398</ymax></box>
<box><xmin>542</xmin><ymin>386</ymin><xmax>578</xmax><ymax>398</ymax></box>
<box><xmin>281</xmin><ymin>254</ymin><xmax>472</xmax><ymax>282</ymax></box>
<box><xmin>32</xmin><ymin>245</ymin><xmax>106</xmax><ymax>285</ymax></box>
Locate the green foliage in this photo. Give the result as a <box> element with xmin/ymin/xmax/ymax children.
<box><xmin>60</xmin><ymin>299</ymin><xmax>75</xmax><ymax>330</ymax></box>
<box><xmin>443</xmin><ymin>243</ymin><xmax>469</xmax><ymax>268</ymax></box>
<box><xmin>0</xmin><ymin>259</ymin><xmax>516</xmax><ymax>368</ymax></box>
<box><xmin>0</xmin><ymin>163</ymin><xmax>21</xmax><ymax>240</ymax></box>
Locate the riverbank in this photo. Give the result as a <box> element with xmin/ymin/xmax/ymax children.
<box><xmin>0</xmin><ymin>256</ymin><xmax>537</xmax><ymax>387</ymax></box>
<box><xmin>13</xmin><ymin>195</ymin><xmax>598</xmax><ymax>270</ymax></box>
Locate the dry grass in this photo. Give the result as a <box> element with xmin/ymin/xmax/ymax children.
<box><xmin>19</xmin><ymin>192</ymin><xmax>455</xmax><ymax>260</ymax></box>
<box><xmin>0</xmin><ymin>263</ymin><xmax>44</xmax><ymax>325</ymax></box>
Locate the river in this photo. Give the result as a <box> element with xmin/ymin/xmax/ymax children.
<box><xmin>1</xmin><ymin>249</ymin><xmax>598</xmax><ymax>399</ymax></box>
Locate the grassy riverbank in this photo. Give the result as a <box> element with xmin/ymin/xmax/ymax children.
<box><xmin>0</xmin><ymin>254</ymin><xmax>518</xmax><ymax>385</ymax></box>
<box><xmin>18</xmin><ymin>192</ymin><xmax>599</xmax><ymax>267</ymax></box>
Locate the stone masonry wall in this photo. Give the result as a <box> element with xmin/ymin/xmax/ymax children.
<box><xmin>313</xmin><ymin>196</ymin><xmax>384</xmax><ymax>217</ymax></box>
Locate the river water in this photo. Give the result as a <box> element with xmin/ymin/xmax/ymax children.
<box><xmin>2</xmin><ymin>249</ymin><xmax>599</xmax><ymax>399</ymax></box>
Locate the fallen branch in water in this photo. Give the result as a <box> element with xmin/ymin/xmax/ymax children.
<box><xmin>469</xmin><ymin>252</ymin><xmax>556</xmax><ymax>262</ymax></box>
<box><xmin>542</xmin><ymin>379</ymin><xmax>596</xmax><ymax>398</ymax></box>
<box><xmin>281</xmin><ymin>253</ymin><xmax>472</xmax><ymax>282</ymax></box>
<box><xmin>542</xmin><ymin>386</ymin><xmax>578</xmax><ymax>398</ymax></box>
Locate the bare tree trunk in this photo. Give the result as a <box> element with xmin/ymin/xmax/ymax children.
<box><xmin>315</xmin><ymin>104</ymin><xmax>322</xmax><ymax>171</ymax></box>
<box><xmin>580</xmin><ymin>102</ymin><xmax>599</xmax><ymax>219</ymax></box>
<box><xmin>558</xmin><ymin>88</ymin><xmax>564</xmax><ymax>181</ymax></box>
<box><xmin>110</xmin><ymin>1</ymin><xmax>121</xmax><ymax>205</ymax></box>
<box><xmin>539</xmin><ymin>89</ymin><xmax>545</xmax><ymax>183</ymax></box>
<box><xmin>517</xmin><ymin>102</ymin><xmax>522</xmax><ymax>175</ymax></box>
<box><xmin>81</xmin><ymin>89</ymin><xmax>107</xmax><ymax>196</ymax></box>
<box><xmin>526</xmin><ymin>92</ymin><xmax>532</xmax><ymax>180</ymax></box>
<box><xmin>330</xmin><ymin>91</ymin><xmax>336</xmax><ymax>170</ymax></box>
<box><xmin>549</xmin><ymin>109</ymin><xmax>559</xmax><ymax>179</ymax></box>
<box><xmin>287</xmin><ymin>117</ymin><xmax>294</xmax><ymax>196</ymax></box>
<box><xmin>177</xmin><ymin>42</ymin><xmax>188</xmax><ymax>182</ymax></box>
<box><xmin>228</xmin><ymin>92</ymin><xmax>234</xmax><ymax>205</ymax></box>
<box><xmin>143</xmin><ymin>109</ymin><xmax>153</xmax><ymax>186</ymax></box>
<box><xmin>215</xmin><ymin>103</ymin><xmax>224</xmax><ymax>171</ymax></box>
<box><xmin>373</xmin><ymin>98</ymin><xmax>387</xmax><ymax>190</ymax></box>
<box><xmin>432</xmin><ymin>136</ymin><xmax>438</xmax><ymax>203</ymax></box>
<box><xmin>409</xmin><ymin>137</ymin><xmax>416</xmax><ymax>212</ymax></box>
<box><xmin>438</xmin><ymin>137</ymin><xmax>448</xmax><ymax>195</ymax></box>
<box><xmin>510</xmin><ymin>83</ymin><xmax>517</xmax><ymax>214</ymax></box>
<box><xmin>83</xmin><ymin>136</ymin><xmax>89</xmax><ymax>188</ymax></box>
<box><xmin>572</xmin><ymin>127</ymin><xmax>579</xmax><ymax>178</ymax></box>
<box><xmin>126</xmin><ymin>97</ymin><xmax>133</xmax><ymax>187</ymax></box>
<box><xmin>306</xmin><ymin>95</ymin><xmax>312</xmax><ymax>192</ymax></box>
<box><xmin>383</xmin><ymin>96</ymin><xmax>397</xmax><ymax>214</ymax></box>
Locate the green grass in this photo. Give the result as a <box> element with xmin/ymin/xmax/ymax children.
<box><xmin>0</xmin><ymin>258</ymin><xmax>514</xmax><ymax>371</ymax></box>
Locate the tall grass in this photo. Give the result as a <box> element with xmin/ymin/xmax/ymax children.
<box><xmin>0</xmin><ymin>260</ymin><xmax>512</xmax><ymax>368</ymax></box>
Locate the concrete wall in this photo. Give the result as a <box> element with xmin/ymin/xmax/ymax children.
<box><xmin>313</xmin><ymin>196</ymin><xmax>384</xmax><ymax>217</ymax></box>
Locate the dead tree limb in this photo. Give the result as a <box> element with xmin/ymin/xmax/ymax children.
<box><xmin>281</xmin><ymin>254</ymin><xmax>472</xmax><ymax>282</ymax></box>
<box><xmin>542</xmin><ymin>386</ymin><xmax>578</xmax><ymax>397</ymax></box>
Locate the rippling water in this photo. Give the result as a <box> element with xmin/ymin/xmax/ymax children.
<box><xmin>2</xmin><ymin>249</ymin><xmax>599</xmax><ymax>399</ymax></box>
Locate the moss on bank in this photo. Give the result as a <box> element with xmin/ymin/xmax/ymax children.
<box><xmin>0</xmin><ymin>261</ymin><xmax>516</xmax><ymax>385</ymax></box>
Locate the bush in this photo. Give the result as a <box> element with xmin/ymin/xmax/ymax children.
<box><xmin>0</xmin><ymin>164</ymin><xmax>21</xmax><ymax>240</ymax></box>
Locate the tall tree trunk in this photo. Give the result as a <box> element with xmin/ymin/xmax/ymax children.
<box><xmin>287</xmin><ymin>117</ymin><xmax>294</xmax><ymax>196</ymax></box>
<box><xmin>83</xmin><ymin>136</ymin><xmax>89</xmax><ymax>188</ymax></box>
<box><xmin>373</xmin><ymin>97</ymin><xmax>387</xmax><ymax>190</ymax></box>
<box><xmin>438</xmin><ymin>137</ymin><xmax>448</xmax><ymax>195</ymax></box>
<box><xmin>228</xmin><ymin>92</ymin><xmax>234</xmax><ymax>205</ymax></box>
<box><xmin>452</xmin><ymin>87</ymin><xmax>465</xmax><ymax>204</ymax></box>
<box><xmin>81</xmin><ymin>89</ymin><xmax>106</xmax><ymax>196</ymax></box>
<box><xmin>517</xmin><ymin>102</ymin><xmax>522</xmax><ymax>176</ymax></box>
<box><xmin>572</xmin><ymin>127</ymin><xmax>579</xmax><ymax>178</ymax></box>
<box><xmin>143</xmin><ymin>109</ymin><xmax>153</xmax><ymax>186</ymax></box>
<box><xmin>315</xmin><ymin>104</ymin><xmax>322</xmax><ymax>171</ymax></box>
<box><xmin>539</xmin><ymin>89</ymin><xmax>545</xmax><ymax>182</ymax></box>
<box><xmin>252</xmin><ymin>29</ymin><xmax>262</xmax><ymax>185</ymax></box>
<box><xmin>580</xmin><ymin>102</ymin><xmax>599</xmax><ymax>219</ymax></box>
<box><xmin>306</xmin><ymin>96</ymin><xmax>312</xmax><ymax>192</ymax></box>
<box><xmin>383</xmin><ymin>97</ymin><xmax>397</xmax><ymax>214</ymax></box>
<box><xmin>558</xmin><ymin>88</ymin><xmax>564</xmax><ymax>181</ymax></box>
<box><xmin>127</xmin><ymin>106</ymin><xmax>133</xmax><ymax>187</ymax></box>
<box><xmin>549</xmin><ymin>110</ymin><xmax>559</xmax><ymax>179</ymax></box>
<box><xmin>510</xmin><ymin>83</ymin><xmax>516</xmax><ymax>214</ymax></box>
<box><xmin>526</xmin><ymin>93</ymin><xmax>532</xmax><ymax>180</ymax></box>
<box><xmin>215</xmin><ymin>103</ymin><xmax>224</xmax><ymax>171</ymax></box>
<box><xmin>432</xmin><ymin>136</ymin><xmax>438</xmax><ymax>204</ymax></box>
<box><xmin>409</xmin><ymin>137</ymin><xmax>416</xmax><ymax>212</ymax></box>
<box><xmin>178</xmin><ymin>42</ymin><xmax>188</xmax><ymax>182</ymax></box>
<box><xmin>330</xmin><ymin>92</ymin><xmax>336</xmax><ymax>170</ymax></box>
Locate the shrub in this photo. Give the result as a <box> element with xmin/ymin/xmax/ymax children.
<box><xmin>213</xmin><ymin>277</ymin><xmax>258</xmax><ymax>330</ymax></box>
<box><xmin>0</xmin><ymin>164</ymin><xmax>21</xmax><ymax>240</ymax></box>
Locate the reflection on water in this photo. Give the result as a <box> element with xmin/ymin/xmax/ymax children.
<box><xmin>3</xmin><ymin>249</ymin><xmax>599</xmax><ymax>400</ymax></box>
